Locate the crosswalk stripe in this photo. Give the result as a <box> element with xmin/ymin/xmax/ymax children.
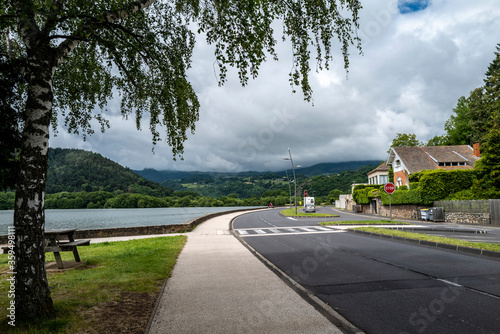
<box><xmin>235</xmin><ymin>226</ymin><xmax>343</xmax><ymax>237</ymax></box>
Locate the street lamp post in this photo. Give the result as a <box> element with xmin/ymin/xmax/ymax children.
<box><xmin>283</xmin><ymin>148</ymin><xmax>298</xmax><ymax>215</ymax></box>
<box><xmin>285</xmin><ymin>170</ymin><xmax>292</xmax><ymax>209</ymax></box>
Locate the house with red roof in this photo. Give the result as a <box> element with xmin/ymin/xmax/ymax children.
<box><xmin>386</xmin><ymin>143</ymin><xmax>481</xmax><ymax>187</ymax></box>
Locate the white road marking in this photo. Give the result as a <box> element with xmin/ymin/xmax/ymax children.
<box><xmin>235</xmin><ymin>226</ymin><xmax>348</xmax><ymax>237</ymax></box>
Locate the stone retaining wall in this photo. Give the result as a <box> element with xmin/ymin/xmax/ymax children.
<box><xmin>445</xmin><ymin>212</ymin><xmax>491</xmax><ymax>225</ymax></box>
<box><xmin>0</xmin><ymin>207</ymin><xmax>264</xmax><ymax>244</ymax></box>
<box><xmin>361</xmin><ymin>202</ymin><xmax>492</xmax><ymax>225</ymax></box>
<box><xmin>359</xmin><ymin>203</ymin><xmax>427</xmax><ymax>220</ymax></box>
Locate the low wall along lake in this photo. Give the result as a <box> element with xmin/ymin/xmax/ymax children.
<box><xmin>0</xmin><ymin>207</ymin><xmax>259</xmax><ymax>235</ymax></box>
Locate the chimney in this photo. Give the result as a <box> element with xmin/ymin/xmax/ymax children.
<box><xmin>473</xmin><ymin>142</ymin><xmax>480</xmax><ymax>157</ymax></box>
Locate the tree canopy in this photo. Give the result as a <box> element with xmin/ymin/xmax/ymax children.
<box><xmin>388</xmin><ymin>133</ymin><xmax>423</xmax><ymax>152</ymax></box>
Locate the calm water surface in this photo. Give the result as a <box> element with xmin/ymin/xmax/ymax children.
<box><xmin>0</xmin><ymin>207</ymin><xmax>259</xmax><ymax>235</ymax></box>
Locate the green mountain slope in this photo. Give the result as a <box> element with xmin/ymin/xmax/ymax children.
<box><xmin>134</xmin><ymin>160</ymin><xmax>382</xmax><ymax>182</ymax></box>
<box><xmin>134</xmin><ymin>161</ymin><xmax>381</xmax><ymax>198</ymax></box>
<box><xmin>288</xmin><ymin>160</ymin><xmax>382</xmax><ymax>177</ymax></box>
<box><xmin>47</xmin><ymin>148</ymin><xmax>173</xmax><ymax>196</ymax></box>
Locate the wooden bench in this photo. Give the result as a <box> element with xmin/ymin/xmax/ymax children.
<box><xmin>44</xmin><ymin>229</ymin><xmax>90</xmax><ymax>269</ymax></box>
<box><xmin>2</xmin><ymin>237</ymin><xmax>90</xmax><ymax>269</ymax></box>
<box><xmin>44</xmin><ymin>239</ymin><xmax>91</xmax><ymax>264</ymax></box>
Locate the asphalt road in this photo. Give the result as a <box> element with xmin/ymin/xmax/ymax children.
<box><xmin>233</xmin><ymin>208</ymin><xmax>500</xmax><ymax>334</ymax></box>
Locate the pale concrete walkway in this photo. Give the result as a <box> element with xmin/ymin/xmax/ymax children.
<box><xmin>146</xmin><ymin>211</ymin><xmax>344</xmax><ymax>334</ymax></box>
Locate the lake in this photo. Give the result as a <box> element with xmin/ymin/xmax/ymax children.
<box><xmin>0</xmin><ymin>207</ymin><xmax>260</xmax><ymax>235</ymax></box>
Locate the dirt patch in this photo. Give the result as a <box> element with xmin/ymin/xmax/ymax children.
<box><xmin>78</xmin><ymin>291</ymin><xmax>159</xmax><ymax>334</ymax></box>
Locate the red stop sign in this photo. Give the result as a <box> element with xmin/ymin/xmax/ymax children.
<box><xmin>384</xmin><ymin>182</ymin><xmax>395</xmax><ymax>194</ymax></box>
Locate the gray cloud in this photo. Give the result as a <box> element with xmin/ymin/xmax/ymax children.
<box><xmin>49</xmin><ymin>0</ymin><xmax>500</xmax><ymax>172</ymax></box>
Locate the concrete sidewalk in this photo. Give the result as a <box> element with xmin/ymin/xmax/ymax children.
<box><xmin>145</xmin><ymin>211</ymin><xmax>345</xmax><ymax>334</ymax></box>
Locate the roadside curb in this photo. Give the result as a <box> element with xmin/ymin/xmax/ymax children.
<box><xmin>384</xmin><ymin>226</ymin><xmax>489</xmax><ymax>234</ymax></box>
<box><xmin>278</xmin><ymin>213</ymin><xmax>340</xmax><ymax>219</ymax></box>
<box><xmin>349</xmin><ymin>229</ymin><xmax>500</xmax><ymax>260</ymax></box>
<box><xmin>230</xmin><ymin>213</ymin><xmax>365</xmax><ymax>334</ymax></box>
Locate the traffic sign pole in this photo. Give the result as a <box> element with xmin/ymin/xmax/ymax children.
<box><xmin>389</xmin><ymin>193</ymin><xmax>392</xmax><ymax>221</ymax></box>
<box><xmin>384</xmin><ymin>183</ymin><xmax>396</xmax><ymax>221</ymax></box>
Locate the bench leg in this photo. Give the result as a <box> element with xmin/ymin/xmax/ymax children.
<box><xmin>54</xmin><ymin>252</ymin><xmax>65</xmax><ymax>269</ymax></box>
<box><xmin>72</xmin><ymin>247</ymin><xmax>81</xmax><ymax>262</ymax></box>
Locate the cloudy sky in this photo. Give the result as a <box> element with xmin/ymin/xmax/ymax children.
<box><xmin>50</xmin><ymin>0</ymin><xmax>500</xmax><ymax>172</ymax></box>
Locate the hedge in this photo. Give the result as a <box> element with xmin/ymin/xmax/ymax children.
<box><xmin>416</xmin><ymin>170</ymin><xmax>477</xmax><ymax>205</ymax></box>
<box><xmin>353</xmin><ymin>185</ymin><xmax>381</xmax><ymax>204</ymax></box>
<box><xmin>380</xmin><ymin>189</ymin><xmax>422</xmax><ymax>205</ymax></box>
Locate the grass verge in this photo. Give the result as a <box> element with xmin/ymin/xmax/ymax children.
<box><xmin>352</xmin><ymin>227</ymin><xmax>500</xmax><ymax>252</ymax></box>
<box><xmin>321</xmin><ymin>220</ymin><xmax>411</xmax><ymax>226</ymax></box>
<box><xmin>0</xmin><ymin>236</ymin><xmax>187</xmax><ymax>333</ymax></box>
<box><xmin>280</xmin><ymin>208</ymin><xmax>339</xmax><ymax>218</ymax></box>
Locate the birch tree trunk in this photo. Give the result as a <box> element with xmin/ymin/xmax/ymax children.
<box><xmin>14</xmin><ymin>42</ymin><xmax>56</xmax><ymax>320</ymax></box>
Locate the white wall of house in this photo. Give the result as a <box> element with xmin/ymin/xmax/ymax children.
<box><xmin>336</xmin><ymin>194</ymin><xmax>348</xmax><ymax>209</ymax></box>
<box><xmin>368</xmin><ymin>172</ymin><xmax>389</xmax><ymax>185</ymax></box>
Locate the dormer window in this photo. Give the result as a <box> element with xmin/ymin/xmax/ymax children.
<box><xmin>438</xmin><ymin>162</ymin><xmax>467</xmax><ymax>167</ymax></box>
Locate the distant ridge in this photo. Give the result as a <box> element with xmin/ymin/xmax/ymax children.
<box><xmin>286</xmin><ymin>160</ymin><xmax>383</xmax><ymax>177</ymax></box>
<box><xmin>133</xmin><ymin>160</ymin><xmax>383</xmax><ymax>182</ymax></box>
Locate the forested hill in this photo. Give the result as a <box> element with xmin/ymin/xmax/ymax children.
<box><xmin>44</xmin><ymin>148</ymin><xmax>379</xmax><ymax>199</ymax></box>
<box><xmin>46</xmin><ymin>148</ymin><xmax>173</xmax><ymax>196</ymax></box>
<box><xmin>133</xmin><ymin>160</ymin><xmax>382</xmax><ymax>182</ymax></box>
<box><xmin>134</xmin><ymin>161</ymin><xmax>381</xmax><ymax>198</ymax></box>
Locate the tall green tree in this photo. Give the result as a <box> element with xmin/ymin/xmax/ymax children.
<box><xmin>484</xmin><ymin>44</ymin><xmax>500</xmax><ymax>89</ymax></box>
<box><xmin>1</xmin><ymin>0</ymin><xmax>362</xmax><ymax>321</ymax></box>
<box><xmin>472</xmin><ymin>44</ymin><xmax>500</xmax><ymax>198</ymax></box>
<box><xmin>467</xmin><ymin>87</ymin><xmax>491</xmax><ymax>143</ymax></box>
<box><xmin>472</xmin><ymin>113</ymin><xmax>500</xmax><ymax>198</ymax></box>
<box><xmin>444</xmin><ymin>95</ymin><xmax>473</xmax><ymax>145</ymax></box>
<box><xmin>459</xmin><ymin>44</ymin><xmax>500</xmax><ymax>145</ymax></box>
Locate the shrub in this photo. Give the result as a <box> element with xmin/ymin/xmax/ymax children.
<box><xmin>381</xmin><ymin>189</ymin><xmax>422</xmax><ymax>205</ymax></box>
<box><xmin>353</xmin><ymin>186</ymin><xmax>378</xmax><ymax>204</ymax></box>
<box><xmin>417</xmin><ymin>170</ymin><xmax>477</xmax><ymax>205</ymax></box>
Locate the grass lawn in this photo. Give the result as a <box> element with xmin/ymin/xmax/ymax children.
<box><xmin>280</xmin><ymin>208</ymin><xmax>339</xmax><ymax>218</ymax></box>
<box><xmin>0</xmin><ymin>236</ymin><xmax>187</xmax><ymax>333</ymax></box>
<box><xmin>353</xmin><ymin>227</ymin><xmax>500</xmax><ymax>253</ymax></box>
<box><xmin>321</xmin><ymin>220</ymin><xmax>411</xmax><ymax>226</ymax></box>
